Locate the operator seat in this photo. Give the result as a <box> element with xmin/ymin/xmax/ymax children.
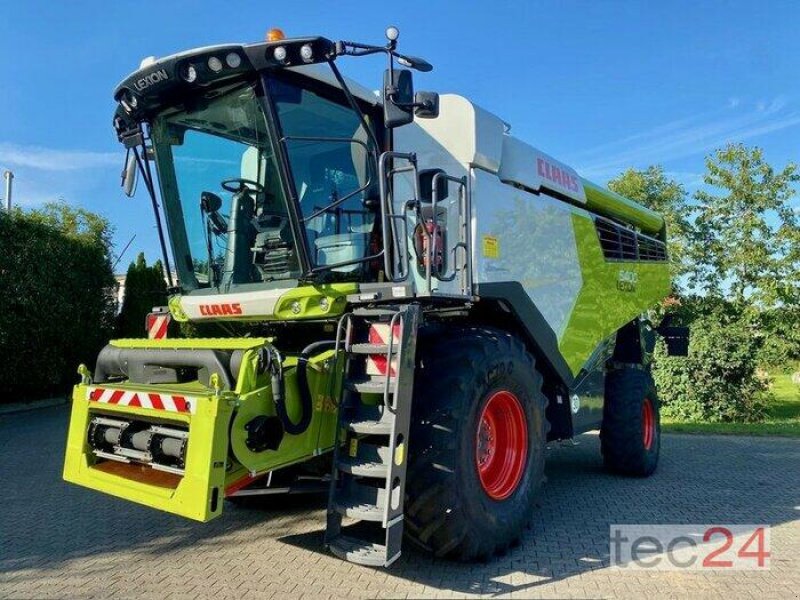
<box><xmin>311</xmin><ymin>124</ymin><xmax>375</xmax><ymax>273</ymax></box>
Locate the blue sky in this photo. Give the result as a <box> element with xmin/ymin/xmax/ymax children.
<box><xmin>1</xmin><ymin>0</ymin><xmax>798</xmax><ymax>269</ymax></box>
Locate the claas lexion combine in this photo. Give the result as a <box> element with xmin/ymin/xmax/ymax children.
<box><xmin>63</xmin><ymin>27</ymin><xmax>688</xmax><ymax>566</ymax></box>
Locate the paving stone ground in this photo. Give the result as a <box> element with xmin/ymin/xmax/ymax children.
<box><xmin>1</xmin><ymin>405</ymin><xmax>798</xmax><ymax>599</ymax></box>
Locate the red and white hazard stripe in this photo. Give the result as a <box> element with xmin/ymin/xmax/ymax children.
<box><xmin>146</xmin><ymin>313</ymin><xmax>170</xmax><ymax>340</ymax></box>
<box><xmin>366</xmin><ymin>322</ymin><xmax>401</xmax><ymax>377</ymax></box>
<box><xmin>87</xmin><ymin>386</ymin><xmax>197</xmax><ymax>414</ymax></box>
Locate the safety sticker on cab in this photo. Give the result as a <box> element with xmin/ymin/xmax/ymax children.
<box><xmin>482</xmin><ymin>234</ymin><xmax>500</xmax><ymax>259</ymax></box>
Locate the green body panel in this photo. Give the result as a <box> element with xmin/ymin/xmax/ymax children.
<box><xmin>272</xmin><ymin>284</ymin><xmax>356</xmax><ymax>320</ymax></box>
<box><xmin>62</xmin><ymin>337</ymin><xmax>343</xmax><ymax>521</ymax></box>
<box><xmin>581</xmin><ymin>179</ymin><xmax>664</xmax><ymax>235</ymax></box>
<box><xmin>111</xmin><ymin>337</ymin><xmax>271</xmax><ymax>350</ymax></box>
<box><xmin>228</xmin><ymin>350</ymin><xmax>340</xmax><ymax>474</ymax></box>
<box><xmin>558</xmin><ymin>214</ymin><xmax>671</xmax><ymax>375</ymax></box>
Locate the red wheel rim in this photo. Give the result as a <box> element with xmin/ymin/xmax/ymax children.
<box><xmin>475</xmin><ymin>390</ymin><xmax>528</xmax><ymax>500</ymax></box>
<box><xmin>642</xmin><ymin>398</ymin><xmax>655</xmax><ymax>450</ymax></box>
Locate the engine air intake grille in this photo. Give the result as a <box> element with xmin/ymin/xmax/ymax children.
<box><xmin>594</xmin><ymin>218</ymin><xmax>667</xmax><ymax>262</ymax></box>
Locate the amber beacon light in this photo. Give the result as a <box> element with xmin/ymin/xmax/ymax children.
<box><xmin>266</xmin><ymin>28</ymin><xmax>286</xmax><ymax>42</ymax></box>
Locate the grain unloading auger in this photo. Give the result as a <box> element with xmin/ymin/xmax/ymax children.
<box><xmin>64</xmin><ymin>26</ymin><xmax>687</xmax><ymax>566</ymax></box>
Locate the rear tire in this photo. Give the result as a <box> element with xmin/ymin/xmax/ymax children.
<box><xmin>600</xmin><ymin>368</ymin><xmax>660</xmax><ymax>476</ymax></box>
<box><xmin>404</xmin><ymin>325</ymin><xmax>548</xmax><ymax>560</ymax></box>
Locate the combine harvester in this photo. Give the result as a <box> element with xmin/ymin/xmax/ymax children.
<box><xmin>64</xmin><ymin>27</ymin><xmax>687</xmax><ymax>566</ymax></box>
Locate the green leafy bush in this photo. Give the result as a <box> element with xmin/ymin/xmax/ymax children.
<box><xmin>0</xmin><ymin>204</ymin><xmax>116</xmax><ymax>401</ymax></box>
<box><xmin>653</xmin><ymin>311</ymin><xmax>772</xmax><ymax>422</ymax></box>
<box><xmin>755</xmin><ymin>307</ymin><xmax>800</xmax><ymax>370</ymax></box>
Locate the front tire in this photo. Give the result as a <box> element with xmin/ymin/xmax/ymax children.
<box><xmin>600</xmin><ymin>368</ymin><xmax>660</xmax><ymax>476</ymax></box>
<box><xmin>404</xmin><ymin>326</ymin><xmax>548</xmax><ymax>560</ymax></box>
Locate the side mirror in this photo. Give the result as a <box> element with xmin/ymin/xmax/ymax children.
<box><xmin>121</xmin><ymin>149</ymin><xmax>138</xmax><ymax>197</ymax></box>
<box><xmin>383</xmin><ymin>68</ymin><xmax>414</xmax><ymax>128</ymax></box>
<box><xmin>414</xmin><ymin>92</ymin><xmax>439</xmax><ymax>119</ymax></box>
<box><xmin>200</xmin><ymin>191</ymin><xmax>223</xmax><ymax>213</ymax></box>
<box><xmin>419</xmin><ymin>168</ymin><xmax>448</xmax><ymax>203</ymax></box>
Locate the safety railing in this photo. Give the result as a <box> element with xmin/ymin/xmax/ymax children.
<box><xmin>378</xmin><ymin>151</ymin><xmax>419</xmax><ymax>283</ymax></box>
<box><xmin>378</xmin><ymin>152</ymin><xmax>473</xmax><ymax>297</ymax></box>
<box><xmin>426</xmin><ymin>172</ymin><xmax>472</xmax><ymax>296</ymax></box>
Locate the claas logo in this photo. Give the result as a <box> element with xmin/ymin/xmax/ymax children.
<box><xmin>199</xmin><ymin>303</ymin><xmax>243</xmax><ymax>316</ymax></box>
<box><xmin>537</xmin><ymin>157</ymin><xmax>580</xmax><ymax>193</ymax></box>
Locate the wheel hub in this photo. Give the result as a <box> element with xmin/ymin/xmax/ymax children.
<box><xmin>642</xmin><ymin>397</ymin><xmax>655</xmax><ymax>450</ymax></box>
<box><xmin>475</xmin><ymin>390</ymin><xmax>528</xmax><ymax>500</ymax></box>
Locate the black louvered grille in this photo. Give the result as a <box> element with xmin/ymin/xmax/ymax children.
<box><xmin>594</xmin><ymin>218</ymin><xmax>667</xmax><ymax>262</ymax></box>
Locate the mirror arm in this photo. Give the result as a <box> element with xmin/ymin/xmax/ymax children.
<box><xmin>387</xmin><ymin>94</ymin><xmax>434</xmax><ymax>112</ymax></box>
<box><xmin>334</xmin><ymin>41</ymin><xmax>386</xmax><ymax>58</ymax></box>
<box><xmin>133</xmin><ymin>132</ymin><xmax>175</xmax><ymax>288</ymax></box>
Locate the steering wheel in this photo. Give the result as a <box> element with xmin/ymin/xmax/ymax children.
<box><xmin>221</xmin><ymin>178</ymin><xmax>264</xmax><ymax>194</ymax></box>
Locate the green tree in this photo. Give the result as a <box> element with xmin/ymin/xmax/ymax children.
<box><xmin>690</xmin><ymin>143</ymin><xmax>799</xmax><ymax>307</ymax></box>
<box><xmin>116</xmin><ymin>253</ymin><xmax>168</xmax><ymax>338</ymax></box>
<box><xmin>608</xmin><ymin>166</ymin><xmax>692</xmax><ymax>281</ymax></box>
<box><xmin>25</xmin><ymin>201</ymin><xmax>115</xmax><ymax>263</ymax></box>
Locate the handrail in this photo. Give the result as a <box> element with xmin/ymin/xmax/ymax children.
<box><xmin>384</xmin><ymin>311</ymin><xmax>403</xmax><ymax>412</ymax></box>
<box><xmin>378</xmin><ymin>151</ymin><xmax>419</xmax><ymax>282</ymax></box>
<box><xmin>426</xmin><ymin>173</ymin><xmax>468</xmax><ymax>293</ymax></box>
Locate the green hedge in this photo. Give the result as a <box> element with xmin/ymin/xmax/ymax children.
<box><xmin>653</xmin><ymin>310</ymin><xmax>772</xmax><ymax>423</ymax></box>
<box><xmin>0</xmin><ymin>208</ymin><xmax>116</xmax><ymax>402</ymax></box>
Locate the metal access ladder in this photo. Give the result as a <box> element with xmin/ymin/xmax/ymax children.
<box><xmin>325</xmin><ymin>304</ymin><xmax>421</xmax><ymax>566</ymax></box>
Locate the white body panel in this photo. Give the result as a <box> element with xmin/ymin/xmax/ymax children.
<box><xmin>394</xmin><ymin>94</ymin><xmax>588</xmax><ymax>339</ymax></box>
<box><xmin>497</xmin><ymin>138</ymin><xmax>586</xmax><ymax>203</ymax></box>
<box><xmin>397</xmin><ymin>95</ymin><xmax>587</xmax><ymax>203</ymax></box>
<box><xmin>180</xmin><ymin>288</ymin><xmax>288</xmax><ymax>320</ymax></box>
<box><xmin>470</xmin><ymin>169</ymin><xmax>584</xmax><ymax>339</ymax></box>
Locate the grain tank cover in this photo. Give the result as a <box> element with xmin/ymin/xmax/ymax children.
<box><xmin>497</xmin><ymin>136</ymin><xmax>587</xmax><ymax>204</ymax></box>
<box><xmin>411</xmin><ymin>94</ymin><xmax>665</xmax><ymax>235</ymax></box>
<box><xmin>411</xmin><ymin>95</ymin><xmax>506</xmax><ymax>172</ymax></box>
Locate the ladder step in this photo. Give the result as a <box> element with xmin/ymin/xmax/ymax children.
<box><xmin>334</xmin><ymin>500</ymin><xmax>384</xmax><ymax>521</ymax></box>
<box><xmin>334</xmin><ymin>479</ymin><xmax>387</xmax><ymax>520</ymax></box>
<box><xmin>344</xmin><ymin>376</ymin><xmax>393</xmax><ymax>395</ymax></box>
<box><xmin>342</xmin><ymin>404</ymin><xmax>394</xmax><ymax>435</ymax></box>
<box><xmin>326</xmin><ymin>304</ymin><xmax>420</xmax><ymax>567</ymax></box>
<box><xmin>327</xmin><ymin>535</ymin><xmax>396</xmax><ymax>567</ymax></box>
<box><xmin>336</xmin><ymin>442</ymin><xmax>391</xmax><ymax>478</ymax></box>
<box><xmin>349</xmin><ymin>343</ymin><xmax>396</xmax><ymax>355</ymax></box>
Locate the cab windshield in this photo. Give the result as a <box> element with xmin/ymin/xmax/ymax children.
<box><xmin>150</xmin><ymin>74</ymin><xmax>377</xmax><ymax>293</ymax></box>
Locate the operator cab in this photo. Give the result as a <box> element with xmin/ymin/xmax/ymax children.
<box><xmin>146</xmin><ymin>74</ymin><xmax>379</xmax><ymax>292</ymax></box>
<box><xmin>114</xmin><ymin>35</ymin><xmax>389</xmax><ymax>297</ymax></box>
<box><xmin>114</xmin><ymin>28</ymin><xmax>441</xmax><ymax>306</ymax></box>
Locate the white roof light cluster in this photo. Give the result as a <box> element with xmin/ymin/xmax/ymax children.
<box><xmin>179</xmin><ymin>52</ymin><xmax>244</xmax><ymax>83</ymax></box>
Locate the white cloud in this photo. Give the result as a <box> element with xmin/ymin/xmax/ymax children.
<box><xmin>663</xmin><ymin>171</ymin><xmax>705</xmax><ymax>189</ymax></box>
<box><xmin>574</xmin><ymin>97</ymin><xmax>800</xmax><ymax>179</ymax></box>
<box><xmin>0</xmin><ymin>142</ymin><xmax>120</xmax><ymax>172</ymax></box>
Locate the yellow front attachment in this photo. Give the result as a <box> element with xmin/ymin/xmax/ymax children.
<box><xmin>63</xmin><ymin>381</ymin><xmax>234</xmax><ymax>522</ymax></box>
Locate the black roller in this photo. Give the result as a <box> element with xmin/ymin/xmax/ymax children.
<box><xmin>87</xmin><ymin>417</ymin><xmax>188</xmax><ymax>469</ymax></box>
<box><xmin>152</xmin><ymin>435</ymin><xmax>185</xmax><ymax>461</ymax></box>
<box><xmin>129</xmin><ymin>430</ymin><xmax>154</xmax><ymax>452</ymax></box>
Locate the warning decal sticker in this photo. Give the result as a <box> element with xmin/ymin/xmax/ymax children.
<box><xmin>482</xmin><ymin>235</ymin><xmax>500</xmax><ymax>258</ymax></box>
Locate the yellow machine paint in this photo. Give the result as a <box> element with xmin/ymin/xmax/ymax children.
<box><xmin>63</xmin><ymin>337</ymin><xmax>340</xmax><ymax>522</ymax></box>
<box><xmin>63</xmin><ymin>380</ymin><xmax>233</xmax><ymax>521</ymax></box>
